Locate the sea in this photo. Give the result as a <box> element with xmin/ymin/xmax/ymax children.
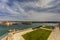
<box><xmin>0</xmin><ymin>23</ymin><xmax>58</xmax><ymax>38</ymax></box>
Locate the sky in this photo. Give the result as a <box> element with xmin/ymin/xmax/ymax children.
<box><xmin>0</xmin><ymin>0</ymin><xmax>60</xmax><ymax>21</ymax></box>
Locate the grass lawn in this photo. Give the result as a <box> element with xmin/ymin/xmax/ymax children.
<box><xmin>43</xmin><ymin>25</ymin><xmax>54</xmax><ymax>29</ymax></box>
<box><xmin>22</xmin><ymin>29</ymin><xmax>51</xmax><ymax>40</ymax></box>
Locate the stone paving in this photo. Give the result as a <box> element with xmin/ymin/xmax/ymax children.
<box><xmin>48</xmin><ymin>27</ymin><xmax>60</xmax><ymax>40</ymax></box>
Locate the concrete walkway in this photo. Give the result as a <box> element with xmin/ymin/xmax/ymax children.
<box><xmin>40</xmin><ymin>27</ymin><xmax>52</xmax><ymax>31</ymax></box>
<box><xmin>48</xmin><ymin>27</ymin><xmax>60</xmax><ymax>40</ymax></box>
<box><xmin>1</xmin><ymin>28</ymin><xmax>33</xmax><ymax>40</ymax></box>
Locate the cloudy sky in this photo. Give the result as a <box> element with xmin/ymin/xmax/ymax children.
<box><xmin>0</xmin><ymin>0</ymin><xmax>60</xmax><ymax>21</ymax></box>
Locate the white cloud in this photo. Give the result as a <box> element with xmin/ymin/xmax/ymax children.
<box><xmin>0</xmin><ymin>0</ymin><xmax>60</xmax><ymax>21</ymax></box>
<box><xmin>20</xmin><ymin>0</ymin><xmax>55</xmax><ymax>8</ymax></box>
<box><xmin>0</xmin><ymin>16</ymin><xmax>18</xmax><ymax>21</ymax></box>
<box><xmin>0</xmin><ymin>0</ymin><xmax>8</xmax><ymax>3</ymax></box>
<box><xmin>26</xmin><ymin>11</ymin><xmax>60</xmax><ymax>21</ymax></box>
<box><xmin>36</xmin><ymin>0</ymin><xmax>54</xmax><ymax>8</ymax></box>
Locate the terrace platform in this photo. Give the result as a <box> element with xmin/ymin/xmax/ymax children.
<box><xmin>48</xmin><ymin>26</ymin><xmax>60</xmax><ymax>40</ymax></box>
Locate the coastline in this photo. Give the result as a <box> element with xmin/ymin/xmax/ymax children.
<box><xmin>1</xmin><ymin>28</ymin><xmax>33</xmax><ymax>40</ymax></box>
<box><xmin>0</xmin><ymin>23</ymin><xmax>56</xmax><ymax>40</ymax></box>
<box><xmin>1</xmin><ymin>26</ymin><xmax>52</xmax><ymax>40</ymax></box>
<box><xmin>0</xmin><ymin>33</ymin><xmax>8</xmax><ymax>40</ymax></box>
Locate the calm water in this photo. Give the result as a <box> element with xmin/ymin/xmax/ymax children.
<box><xmin>0</xmin><ymin>23</ymin><xmax>41</xmax><ymax>37</ymax></box>
<box><xmin>0</xmin><ymin>23</ymin><xmax>58</xmax><ymax>37</ymax></box>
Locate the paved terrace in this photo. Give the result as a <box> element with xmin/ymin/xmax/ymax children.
<box><xmin>48</xmin><ymin>26</ymin><xmax>60</xmax><ymax>40</ymax></box>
